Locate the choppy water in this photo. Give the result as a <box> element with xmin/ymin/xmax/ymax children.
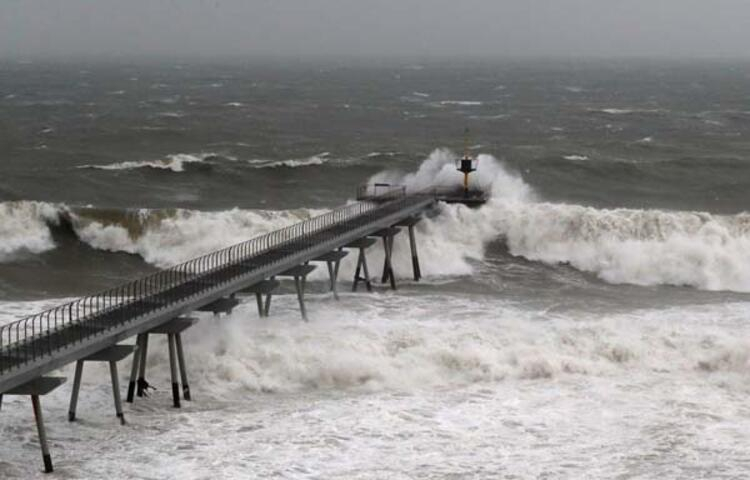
<box><xmin>1</xmin><ymin>59</ymin><xmax>750</xmax><ymax>479</ymax></box>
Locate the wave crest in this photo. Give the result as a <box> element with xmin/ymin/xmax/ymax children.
<box><xmin>0</xmin><ymin>201</ymin><xmax>61</xmax><ymax>261</ymax></box>
<box><xmin>250</xmin><ymin>153</ymin><xmax>330</xmax><ymax>169</ymax></box>
<box><xmin>79</xmin><ymin>153</ymin><xmax>221</xmax><ymax>172</ymax></box>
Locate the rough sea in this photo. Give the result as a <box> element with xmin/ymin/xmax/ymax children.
<box><xmin>1</xmin><ymin>58</ymin><xmax>750</xmax><ymax>479</ymax></box>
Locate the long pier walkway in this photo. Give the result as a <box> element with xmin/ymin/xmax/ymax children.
<box><xmin>0</xmin><ymin>190</ymin><xmax>437</xmax><ymax>472</ymax></box>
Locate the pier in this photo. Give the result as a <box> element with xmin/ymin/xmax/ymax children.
<box><xmin>0</xmin><ymin>189</ymin><xmax>444</xmax><ymax>472</ymax></box>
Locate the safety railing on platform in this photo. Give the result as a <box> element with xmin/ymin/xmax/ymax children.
<box><xmin>356</xmin><ymin>183</ymin><xmax>407</xmax><ymax>201</ymax></box>
<box><xmin>357</xmin><ymin>183</ymin><xmax>488</xmax><ymax>203</ymax></box>
<box><xmin>0</xmin><ymin>190</ymin><xmax>424</xmax><ymax>375</ymax></box>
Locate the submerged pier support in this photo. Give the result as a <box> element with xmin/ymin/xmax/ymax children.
<box><xmin>197</xmin><ymin>296</ymin><xmax>240</xmax><ymax>317</ymax></box>
<box><xmin>278</xmin><ymin>264</ymin><xmax>317</xmax><ymax>321</ymax></box>
<box><xmin>346</xmin><ymin>237</ymin><xmax>377</xmax><ymax>292</ymax></box>
<box><xmin>68</xmin><ymin>345</ymin><xmax>136</xmax><ymax>425</ymax></box>
<box><xmin>311</xmin><ymin>250</ymin><xmax>348</xmax><ymax>300</ymax></box>
<box><xmin>370</xmin><ymin>227</ymin><xmax>401</xmax><ymax>290</ymax></box>
<box><xmin>2</xmin><ymin>377</ymin><xmax>66</xmax><ymax>473</ymax></box>
<box><xmin>396</xmin><ymin>217</ymin><xmax>422</xmax><ymax>281</ymax></box>
<box><xmin>238</xmin><ymin>278</ymin><xmax>280</xmax><ymax>317</ymax></box>
<box><xmin>126</xmin><ymin>317</ymin><xmax>199</xmax><ymax>408</ymax></box>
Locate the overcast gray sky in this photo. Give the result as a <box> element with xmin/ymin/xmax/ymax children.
<box><xmin>1</xmin><ymin>0</ymin><xmax>749</xmax><ymax>60</ymax></box>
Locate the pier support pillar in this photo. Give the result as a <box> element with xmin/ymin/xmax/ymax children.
<box><xmin>127</xmin><ymin>317</ymin><xmax>198</xmax><ymax>408</ymax></box>
<box><xmin>312</xmin><ymin>250</ymin><xmax>349</xmax><ymax>300</ymax></box>
<box><xmin>395</xmin><ymin>217</ymin><xmax>423</xmax><ymax>281</ymax></box>
<box><xmin>196</xmin><ymin>296</ymin><xmax>240</xmax><ymax>317</ymax></box>
<box><xmin>137</xmin><ymin>334</ymin><xmax>150</xmax><ymax>398</ymax></box>
<box><xmin>370</xmin><ymin>227</ymin><xmax>401</xmax><ymax>290</ymax></box>
<box><xmin>381</xmin><ymin>235</ymin><xmax>396</xmax><ymax>288</ymax></box>
<box><xmin>408</xmin><ymin>225</ymin><xmax>421</xmax><ymax>281</ymax></box>
<box><xmin>279</xmin><ymin>264</ymin><xmax>317</xmax><ymax>321</ymax></box>
<box><xmin>2</xmin><ymin>377</ymin><xmax>66</xmax><ymax>474</ymax></box>
<box><xmin>32</xmin><ymin>395</ymin><xmax>53</xmax><ymax>473</ymax></box>
<box><xmin>346</xmin><ymin>238</ymin><xmax>377</xmax><ymax>292</ymax></box>
<box><xmin>175</xmin><ymin>334</ymin><xmax>191</xmax><ymax>401</ymax></box>
<box><xmin>68</xmin><ymin>345</ymin><xmax>136</xmax><ymax>425</ymax></box>
<box><xmin>237</xmin><ymin>278</ymin><xmax>279</xmax><ymax>317</ymax></box>
<box><xmin>167</xmin><ymin>334</ymin><xmax>180</xmax><ymax>408</ymax></box>
<box><xmin>127</xmin><ymin>334</ymin><xmax>146</xmax><ymax>402</ymax></box>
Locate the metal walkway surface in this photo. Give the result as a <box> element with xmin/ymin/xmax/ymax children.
<box><xmin>0</xmin><ymin>192</ymin><xmax>436</xmax><ymax>393</ymax></box>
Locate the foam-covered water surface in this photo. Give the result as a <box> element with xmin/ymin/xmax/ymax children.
<box><xmin>1</xmin><ymin>294</ymin><xmax>749</xmax><ymax>479</ymax></box>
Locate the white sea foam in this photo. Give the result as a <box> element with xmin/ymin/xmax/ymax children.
<box><xmin>162</xmin><ymin>297</ymin><xmax>750</xmax><ymax>393</ymax></box>
<box><xmin>0</xmin><ymin>201</ymin><xmax>61</xmax><ymax>262</ymax></box>
<box><xmin>2</xmin><ymin>294</ymin><xmax>748</xmax><ymax>479</ymax></box>
<box><xmin>11</xmin><ymin>149</ymin><xmax>750</xmax><ymax>293</ymax></box>
<box><xmin>368</xmin><ymin>148</ymin><xmax>533</xmax><ymax>202</ymax></box>
<box><xmin>366</xmin><ymin>151</ymin><xmax>399</xmax><ymax>158</ymax></box>
<box><xmin>439</xmin><ymin>100</ymin><xmax>484</xmax><ymax>106</ymax></box>
<box><xmin>600</xmin><ymin>108</ymin><xmax>635</xmax><ymax>115</ymax></box>
<box><xmin>78</xmin><ymin>153</ymin><xmax>215</xmax><ymax>172</ymax></box>
<box><xmin>252</xmin><ymin>153</ymin><xmax>330</xmax><ymax>169</ymax></box>
<box><xmin>72</xmin><ymin>207</ymin><xmax>325</xmax><ymax>268</ymax></box>
<box><xmin>597</xmin><ymin>108</ymin><xmax>664</xmax><ymax>115</ymax></box>
<box><xmin>155</xmin><ymin>111</ymin><xmax>185</xmax><ymax>118</ymax></box>
<box><xmin>368</xmin><ymin>149</ymin><xmax>750</xmax><ymax>292</ymax></box>
<box><xmin>563</xmin><ymin>154</ymin><xmax>589</xmax><ymax>161</ymax></box>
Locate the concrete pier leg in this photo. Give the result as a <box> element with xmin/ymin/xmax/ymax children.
<box><xmin>381</xmin><ymin>237</ymin><xmax>391</xmax><ymax>284</ymax></box>
<box><xmin>137</xmin><ymin>334</ymin><xmax>149</xmax><ymax>397</ymax></box>
<box><xmin>381</xmin><ymin>235</ymin><xmax>397</xmax><ymax>290</ymax></box>
<box><xmin>255</xmin><ymin>292</ymin><xmax>265</xmax><ymax>317</ymax></box>
<box><xmin>361</xmin><ymin>248</ymin><xmax>373</xmax><ymax>292</ymax></box>
<box><xmin>68</xmin><ymin>360</ymin><xmax>84</xmax><ymax>421</ymax></box>
<box><xmin>127</xmin><ymin>335</ymin><xmax>142</xmax><ymax>403</ymax></box>
<box><xmin>0</xmin><ymin>394</ymin><xmax>3</xmax><ymax>411</ymax></box>
<box><xmin>264</xmin><ymin>293</ymin><xmax>273</xmax><ymax>316</ymax></box>
<box><xmin>167</xmin><ymin>334</ymin><xmax>180</xmax><ymax>408</ymax></box>
<box><xmin>175</xmin><ymin>333</ymin><xmax>191</xmax><ymax>401</ymax></box>
<box><xmin>332</xmin><ymin>260</ymin><xmax>341</xmax><ymax>300</ymax></box>
<box><xmin>408</xmin><ymin>225</ymin><xmax>421</xmax><ymax>281</ymax></box>
<box><xmin>109</xmin><ymin>361</ymin><xmax>125</xmax><ymax>425</ymax></box>
<box><xmin>31</xmin><ymin>395</ymin><xmax>53</xmax><ymax>473</ymax></box>
<box><xmin>353</xmin><ymin>249</ymin><xmax>363</xmax><ymax>292</ymax></box>
<box><xmin>326</xmin><ymin>260</ymin><xmax>340</xmax><ymax>300</ymax></box>
<box><xmin>264</xmin><ymin>276</ymin><xmax>275</xmax><ymax>316</ymax></box>
<box><xmin>333</xmin><ymin>252</ymin><xmax>342</xmax><ymax>299</ymax></box>
<box><xmin>294</xmin><ymin>276</ymin><xmax>308</xmax><ymax>321</ymax></box>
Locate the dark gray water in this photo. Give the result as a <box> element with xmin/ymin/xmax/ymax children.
<box><xmin>3</xmin><ymin>59</ymin><xmax>750</xmax><ymax>301</ymax></box>
<box><xmin>3</xmin><ymin>59</ymin><xmax>750</xmax><ymax>480</ymax></box>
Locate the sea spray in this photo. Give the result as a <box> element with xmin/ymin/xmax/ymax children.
<box><xmin>0</xmin><ymin>201</ymin><xmax>61</xmax><ymax>261</ymax></box>
<box><xmin>111</xmin><ymin>294</ymin><xmax>750</xmax><ymax>395</ymax></box>
<box><xmin>78</xmin><ymin>153</ymin><xmax>221</xmax><ymax>172</ymax></box>
<box><xmin>7</xmin><ymin>149</ymin><xmax>750</xmax><ymax>292</ymax></box>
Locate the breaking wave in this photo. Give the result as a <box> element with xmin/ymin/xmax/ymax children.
<box><xmin>0</xmin><ymin>201</ymin><xmax>325</xmax><ymax>267</ymax></box>
<box><xmin>129</xmin><ymin>296</ymin><xmax>750</xmax><ymax>394</ymax></box>
<box><xmin>71</xmin><ymin>207</ymin><xmax>325</xmax><ymax>267</ymax></box>
<box><xmin>7</xmin><ymin>148</ymin><xmax>750</xmax><ymax>291</ymax></box>
<box><xmin>367</xmin><ymin>149</ymin><xmax>750</xmax><ymax>292</ymax></box>
<box><xmin>563</xmin><ymin>154</ymin><xmax>589</xmax><ymax>161</ymax></box>
<box><xmin>250</xmin><ymin>153</ymin><xmax>330</xmax><ymax>169</ymax></box>
<box><xmin>593</xmin><ymin>108</ymin><xmax>666</xmax><ymax>115</ymax></box>
<box><xmin>78</xmin><ymin>153</ymin><xmax>224</xmax><ymax>172</ymax></box>
<box><xmin>0</xmin><ymin>201</ymin><xmax>60</xmax><ymax>261</ymax></box>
